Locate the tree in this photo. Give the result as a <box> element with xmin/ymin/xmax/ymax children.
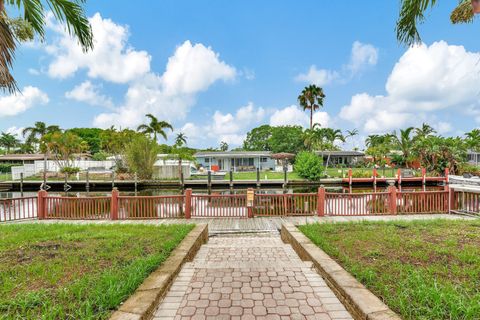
<box><xmin>397</xmin><ymin>0</ymin><xmax>474</xmax><ymax>46</ymax></box>
<box><xmin>414</xmin><ymin>123</ymin><xmax>436</xmax><ymax>139</ymax></box>
<box><xmin>243</xmin><ymin>125</ymin><xmax>273</xmax><ymax>151</ymax></box>
<box><xmin>22</xmin><ymin>121</ymin><xmax>60</xmax><ymax>152</ymax></box>
<box><xmin>174</xmin><ymin>132</ymin><xmax>187</xmax><ymax>148</ymax></box>
<box><xmin>269</xmin><ymin>126</ymin><xmax>305</xmax><ymax>154</ymax></box>
<box><xmin>0</xmin><ymin>0</ymin><xmax>93</xmax><ymax>93</ymax></box>
<box><xmin>0</xmin><ymin>132</ymin><xmax>18</xmax><ymax>153</ymax></box>
<box><xmin>465</xmin><ymin>129</ymin><xmax>480</xmax><ymax>151</ymax></box>
<box><xmin>66</xmin><ymin>128</ymin><xmax>104</xmax><ymax>154</ymax></box>
<box><xmin>294</xmin><ymin>151</ymin><xmax>324</xmax><ymax>181</ymax></box>
<box><xmin>41</xmin><ymin>131</ymin><xmax>88</xmax><ymax>173</ymax></box>
<box><xmin>298</xmin><ymin>84</ymin><xmax>325</xmax><ymax>129</ymax></box>
<box><xmin>412</xmin><ymin>135</ymin><xmax>466</xmax><ymax>174</ymax></box>
<box><xmin>219</xmin><ymin>141</ymin><xmax>228</xmax><ymax>151</ymax></box>
<box><xmin>124</xmin><ymin>135</ymin><xmax>160</xmax><ymax>180</ymax></box>
<box><xmin>365</xmin><ymin>134</ymin><xmax>394</xmax><ymax>165</ymax></box>
<box><xmin>137</xmin><ymin>114</ymin><xmax>173</xmax><ymax>141</ymax></box>
<box><xmin>391</xmin><ymin>127</ymin><xmax>415</xmax><ymax>167</ymax></box>
<box><xmin>100</xmin><ymin>127</ymin><xmax>138</xmax><ymax>172</ymax></box>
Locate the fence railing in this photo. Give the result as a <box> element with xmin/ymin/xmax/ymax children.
<box><xmin>0</xmin><ymin>197</ymin><xmax>37</xmax><ymax>222</ymax></box>
<box><xmin>1</xmin><ymin>187</ymin><xmax>462</xmax><ymax>222</ymax></box>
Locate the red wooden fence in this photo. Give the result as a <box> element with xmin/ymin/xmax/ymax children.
<box><xmin>0</xmin><ymin>196</ymin><xmax>37</xmax><ymax>222</ymax></box>
<box><xmin>0</xmin><ymin>187</ymin><xmax>461</xmax><ymax>222</ymax></box>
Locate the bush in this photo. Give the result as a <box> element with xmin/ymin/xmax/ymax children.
<box><xmin>0</xmin><ymin>163</ymin><xmax>15</xmax><ymax>173</ymax></box>
<box><xmin>124</xmin><ymin>135</ymin><xmax>160</xmax><ymax>180</ymax></box>
<box><xmin>92</xmin><ymin>151</ymin><xmax>108</xmax><ymax>161</ymax></box>
<box><xmin>294</xmin><ymin>151</ymin><xmax>324</xmax><ymax>181</ymax></box>
<box><xmin>60</xmin><ymin>167</ymin><xmax>81</xmax><ymax>175</ymax></box>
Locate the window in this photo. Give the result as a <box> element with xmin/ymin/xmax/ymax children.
<box><xmin>204</xmin><ymin>158</ymin><xmax>210</xmax><ymax>163</ymax></box>
<box><xmin>260</xmin><ymin>157</ymin><xmax>268</xmax><ymax>163</ymax></box>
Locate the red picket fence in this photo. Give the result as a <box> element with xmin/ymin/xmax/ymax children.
<box><xmin>191</xmin><ymin>194</ymin><xmax>247</xmax><ymax>218</ymax></box>
<box><xmin>325</xmin><ymin>192</ymin><xmax>391</xmax><ymax>216</ymax></box>
<box><xmin>0</xmin><ymin>197</ymin><xmax>37</xmax><ymax>222</ymax></box>
<box><xmin>254</xmin><ymin>193</ymin><xmax>318</xmax><ymax>216</ymax></box>
<box><xmin>397</xmin><ymin>190</ymin><xmax>448</xmax><ymax>214</ymax></box>
<box><xmin>0</xmin><ymin>187</ymin><xmax>461</xmax><ymax>222</ymax></box>
<box><xmin>44</xmin><ymin>196</ymin><xmax>111</xmax><ymax>220</ymax></box>
<box><xmin>117</xmin><ymin>195</ymin><xmax>185</xmax><ymax>219</ymax></box>
<box><xmin>452</xmin><ymin>190</ymin><xmax>480</xmax><ymax>215</ymax></box>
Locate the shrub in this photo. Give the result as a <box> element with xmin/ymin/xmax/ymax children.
<box><xmin>124</xmin><ymin>135</ymin><xmax>160</xmax><ymax>180</ymax></box>
<box><xmin>60</xmin><ymin>167</ymin><xmax>81</xmax><ymax>175</ymax></box>
<box><xmin>0</xmin><ymin>163</ymin><xmax>15</xmax><ymax>173</ymax></box>
<box><xmin>294</xmin><ymin>151</ymin><xmax>324</xmax><ymax>181</ymax></box>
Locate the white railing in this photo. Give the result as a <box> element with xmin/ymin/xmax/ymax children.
<box><xmin>11</xmin><ymin>160</ymin><xmax>115</xmax><ymax>180</ymax></box>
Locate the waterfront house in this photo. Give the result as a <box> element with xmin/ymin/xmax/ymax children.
<box><xmin>315</xmin><ymin>151</ymin><xmax>365</xmax><ymax>167</ymax></box>
<box><xmin>194</xmin><ymin>151</ymin><xmax>275</xmax><ymax>172</ymax></box>
<box><xmin>467</xmin><ymin>150</ymin><xmax>480</xmax><ymax>166</ymax></box>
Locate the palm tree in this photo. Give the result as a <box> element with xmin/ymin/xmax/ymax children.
<box><xmin>219</xmin><ymin>141</ymin><xmax>228</xmax><ymax>151</ymax></box>
<box><xmin>397</xmin><ymin>0</ymin><xmax>474</xmax><ymax>46</ymax></box>
<box><xmin>137</xmin><ymin>114</ymin><xmax>173</xmax><ymax>141</ymax></box>
<box><xmin>465</xmin><ymin>129</ymin><xmax>480</xmax><ymax>151</ymax></box>
<box><xmin>346</xmin><ymin>129</ymin><xmax>359</xmax><ymax>139</ymax></box>
<box><xmin>0</xmin><ymin>132</ymin><xmax>18</xmax><ymax>153</ymax></box>
<box><xmin>298</xmin><ymin>85</ymin><xmax>326</xmax><ymax>129</ymax></box>
<box><xmin>0</xmin><ymin>0</ymin><xmax>93</xmax><ymax>93</ymax></box>
<box><xmin>175</xmin><ymin>133</ymin><xmax>187</xmax><ymax>147</ymax></box>
<box><xmin>414</xmin><ymin>123</ymin><xmax>436</xmax><ymax>139</ymax></box>
<box><xmin>22</xmin><ymin>122</ymin><xmax>60</xmax><ymax>151</ymax></box>
<box><xmin>392</xmin><ymin>127</ymin><xmax>415</xmax><ymax>167</ymax></box>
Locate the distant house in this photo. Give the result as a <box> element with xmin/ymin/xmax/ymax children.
<box><xmin>315</xmin><ymin>151</ymin><xmax>365</xmax><ymax>167</ymax></box>
<box><xmin>194</xmin><ymin>151</ymin><xmax>275</xmax><ymax>172</ymax></box>
<box><xmin>0</xmin><ymin>154</ymin><xmax>53</xmax><ymax>165</ymax></box>
<box><xmin>467</xmin><ymin>150</ymin><xmax>480</xmax><ymax>166</ymax></box>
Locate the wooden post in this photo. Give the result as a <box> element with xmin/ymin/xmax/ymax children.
<box><xmin>317</xmin><ymin>187</ymin><xmax>325</xmax><ymax>217</ymax></box>
<box><xmin>373</xmin><ymin>168</ymin><xmax>377</xmax><ymax>186</ymax></box>
<box><xmin>256</xmin><ymin>167</ymin><xmax>260</xmax><ymax>188</ymax></box>
<box><xmin>247</xmin><ymin>188</ymin><xmax>254</xmax><ymax>218</ymax></box>
<box><xmin>37</xmin><ymin>190</ymin><xmax>47</xmax><ymax>220</ymax></box>
<box><xmin>444</xmin><ymin>168</ymin><xmax>449</xmax><ymax>184</ymax></box>
<box><xmin>397</xmin><ymin>168</ymin><xmax>402</xmax><ymax>186</ymax></box>
<box><xmin>348</xmin><ymin>168</ymin><xmax>352</xmax><ymax>186</ymax></box>
<box><xmin>388</xmin><ymin>186</ymin><xmax>397</xmax><ymax>215</ymax></box>
<box><xmin>421</xmin><ymin>167</ymin><xmax>426</xmax><ymax>185</ymax></box>
<box><xmin>207</xmin><ymin>171</ymin><xmax>212</xmax><ymax>195</ymax></box>
<box><xmin>111</xmin><ymin>188</ymin><xmax>119</xmax><ymax>220</ymax></box>
<box><xmin>184</xmin><ymin>188</ymin><xmax>192</xmax><ymax>219</ymax></box>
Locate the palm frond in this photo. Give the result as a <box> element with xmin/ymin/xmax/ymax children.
<box><xmin>451</xmin><ymin>0</ymin><xmax>474</xmax><ymax>24</ymax></box>
<box><xmin>0</xmin><ymin>14</ymin><xmax>18</xmax><ymax>93</ymax></box>
<box><xmin>396</xmin><ymin>0</ymin><xmax>437</xmax><ymax>45</ymax></box>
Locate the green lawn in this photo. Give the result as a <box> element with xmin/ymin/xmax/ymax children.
<box><xmin>299</xmin><ymin>220</ymin><xmax>480</xmax><ymax>320</ymax></box>
<box><xmin>223</xmin><ymin>171</ymin><xmax>301</xmax><ymax>180</ymax></box>
<box><xmin>0</xmin><ymin>223</ymin><xmax>194</xmax><ymax>320</ymax></box>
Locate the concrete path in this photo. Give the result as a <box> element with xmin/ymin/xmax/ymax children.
<box><xmin>153</xmin><ymin>233</ymin><xmax>353</xmax><ymax>320</ymax></box>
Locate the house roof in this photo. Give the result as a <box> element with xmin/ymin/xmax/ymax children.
<box><xmin>315</xmin><ymin>151</ymin><xmax>365</xmax><ymax>157</ymax></box>
<box><xmin>195</xmin><ymin>151</ymin><xmax>272</xmax><ymax>158</ymax></box>
<box><xmin>0</xmin><ymin>154</ymin><xmax>51</xmax><ymax>161</ymax></box>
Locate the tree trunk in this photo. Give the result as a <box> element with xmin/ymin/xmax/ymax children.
<box><xmin>310</xmin><ymin>108</ymin><xmax>313</xmax><ymax>129</ymax></box>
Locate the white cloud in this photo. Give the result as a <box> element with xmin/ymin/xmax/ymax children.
<box><xmin>294</xmin><ymin>66</ymin><xmax>338</xmax><ymax>86</ymax></box>
<box><xmin>93</xmin><ymin>40</ymin><xmax>237</xmax><ymax>128</ymax></box>
<box><xmin>28</xmin><ymin>68</ymin><xmax>40</xmax><ymax>75</ymax></box>
<box><xmin>295</xmin><ymin>41</ymin><xmax>378</xmax><ymax>85</ymax></box>
<box><xmin>0</xmin><ymin>86</ymin><xmax>49</xmax><ymax>117</ymax></box>
<box><xmin>65</xmin><ymin>81</ymin><xmax>113</xmax><ymax>108</ymax></box>
<box><xmin>5</xmin><ymin>126</ymin><xmax>24</xmax><ymax>139</ymax></box>
<box><xmin>340</xmin><ymin>41</ymin><xmax>480</xmax><ymax>133</ymax></box>
<box><xmin>47</xmin><ymin>13</ymin><xmax>151</xmax><ymax>83</ymax></box>
<box><xmin>347</xmin><ymin>41</ymin><xmax>378</xmax><ymax>74</ymax></box>
<box><xmin>161</xmin><ymin>41</ymin><xmax>236</xmax><ymax>95</ymax></box>
<box><xmin>270</xmin><ymin>105</ymin><xmax>330</xmax><ymax>128</ymax></box>
<box><xmin>436</xmin><ymin>121</ymin><xmax>453</xmax><ymax>134</ymax></box>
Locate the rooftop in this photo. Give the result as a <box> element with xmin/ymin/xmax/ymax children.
<box><xmin>315</xmin><ymin>151</ymin><xmax>365</xmax><ymax>157</ymax></box>
<box><xmin>195</xmin><ymin>151</ymin><xmax>272</xmax><ymax>158</ymax></box>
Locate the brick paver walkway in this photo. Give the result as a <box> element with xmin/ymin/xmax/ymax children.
<box><xmin>154</xmin><ymin>233</ymin><xmax>353</xmax><ymax>320</ymax></box>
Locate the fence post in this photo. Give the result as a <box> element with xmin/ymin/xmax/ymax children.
<box><xmin>185</xmin><ymin>188</ymin><xmax>192</xmax><ymax>219</ymax></box>
<box><xmin>317</xmin><ymin>187</ymin><xmax>325</xmax><ymax>217</ymax></box>
<box><xmin>444</xmin><ymin>168</ymin><xmax>449</xmax><ymax>184</ymax></box>
<box><xmin>388</xmin><ymin>186</ymin><xmax>397</xmax><ymax>215</ymax></box>
<box><xmin>111</xmin><ymin>188</ymin><xmax>119</xmax><ymax>220</ymax></box>
<box><xmin>421</xmin><ymin>167</ymin><xmax>426</xmax><ymax>185</ymax></box>
<box><xmin>247</xmin><ymin>188</ymin><xmax>254</xmax><ymax>218</ymax></box>
<box><xmin>397</xmin><ymin>168</ymin><xmax>402</xmax><ymax>186</ymax></box>
<box><xmin>348</xmin><ymin>168</ymin><xmax>352</xmax><ymax>186</ymax></box>
<box><xmin>37</xmin><ymin>189</ymin><xmax>47</xmax><ymax>220</ymax></box>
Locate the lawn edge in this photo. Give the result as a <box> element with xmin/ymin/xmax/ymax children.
<box><xmin>109</xmin><ymin>223</ymin><xmax>208</xmax><ymax>320</ymax></box>
<box><xmin>281</xmin><ymin>222</ymin><xmax>401</xmax><ymax>320</ymax></box>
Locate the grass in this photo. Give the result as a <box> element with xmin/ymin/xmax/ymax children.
<box><xmin>0</xmin><ymin>223</ymin><xmax>194</xmax><ymax>320</ymax></box>
<box><xmin>223</xmin><ymin>171</ymin><xmax>301</xmax><ymax>180</ymax></box>
<box><xmin>299</xmin><ymin>219</ymin><xmax>480</xmax><ymax>320</ymax></box>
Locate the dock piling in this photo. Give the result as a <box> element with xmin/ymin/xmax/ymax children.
<box><xmin>86</xmin><ymin>170</ymin><xmax>90</xmax><ymax>194</ymax></box>
<box><xmin>207</xmin><ymin>170</ymin><xmax>212</xmax><ymax>195</ymax></box>
<box><xmin>20</xmin><ymin>173</ymin><xmax>23</xmax><ymax>197</ymax></box>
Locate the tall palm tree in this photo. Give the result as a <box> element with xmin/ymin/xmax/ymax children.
<box><xmin>22</xmin><ymin>121</ymin><xmax>60</xmax><ymax>151</ymax></box>
<box><xmin>0</xmin><ymin>132</ymin><xmax>18</xmax><ymax>153</ymax></box>
<box><xmin>137</xmin><ymin>114</ymin><xmax>173</xmax><ymax>141</ymax></box>
<box><xmin>392</xmin><ymin>127</ymin><xmax>415</xmax><ymax>167</ymax></box>
<box><xmin>346</xmin><ymin>129</ymin><xmax>359</xmax><ymax>139</ymax></box>
<box><xmin>0</xmin><ymin>0</ymin><xmax>93</xmax><ymax>93</ymax></box>
<box><xmin>175</xmin><ymin>132</ymin><xmax>187</xmax><ymax>147</ymax></box>
<box><xmin>465</xmin><ymin>128</ymin><xmax>480</xmax><ymax>151</ymax></box>
<box><xmin>219</xmin><ymin>141</ymin><xmax>228</xmax><ymax>151</ymax></box>
<box><xmin>397</xmin><ymin>0</ymin><xmax>474</xmax><ymax>46</ymax></box>
<box><xmin>298</xmin><ymin>85</ymin><xmax>325</xmax><ymax>129</ymax></box>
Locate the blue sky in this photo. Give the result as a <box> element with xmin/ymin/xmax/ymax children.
<box><xmin>2</xmin><ymin>1</ymin><xmax>480</xmax><ymax>149</ymax></box>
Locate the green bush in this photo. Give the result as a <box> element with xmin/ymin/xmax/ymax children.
<box><xmin>294</xmin><ymin>151</ymin><xmax>324</xmax><ymax>181</ymax></box>
<box><xmin>124</xmin><ymin>135</ymin><xmax>160</xmax><ymax>180</ymax></box>
<box><xmin>0</xmin><ymin>163</ymin><xmax>15</xmax><ymax>173</ymax></box>
<box><xmin>60</xmin><ymin>167</ymin><xmax>81</xmax><ymax>175</ymax></box>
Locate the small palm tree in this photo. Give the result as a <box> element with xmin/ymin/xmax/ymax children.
<box><xmin>0</xmin><ymin>132</ymin><xmax>19</xmax><ymax>153</ymax></box>
<box><xmin>22</xmin><ymin>121</ymin><xmax>61</xmax><ymax>152</ymax></box>
<box><xmin>0</xmin><ymin>0</ymin><xmax>93</xmax><ymax>93</ymax></box>
<box><xmin>414</xmin><ymin>123</ymin><xmax>436</xmax><ymax>139</ymax></box>
<box><xmin>219</xmin><ymin>141</ymin><xmax>228</xmax><ymax>151</ymax></box>
<box><xmin>137</xmin><ymin>114</ymin><xmax>173</xmax><ymax>141</ymax></box>
<box><xmin>392</xmin><ymin>127</ymin><xmax>415</xmax><ymax>167</ymax></box>
<box><xmin>346</xmin><ymin>129</ymin><xmax>359</xmax><ymax>139</ymax></box>
<box><xmin>175</xmin><ymin>132</ymin><xmax>187</xmax><ymax>147</ymax></box>
<box><xmin>298</xmin><ymin>85</ymin><xmax>325</xmax><ymax>130</ymax></box>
